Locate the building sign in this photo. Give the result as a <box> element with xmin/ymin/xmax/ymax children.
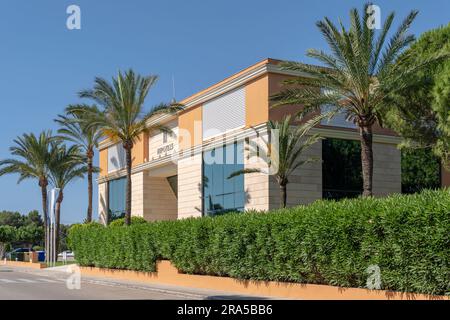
<box><xmin>157</xmin><ymin>143</ymin><xmax>174</xmax><ymax>155</ymax></box>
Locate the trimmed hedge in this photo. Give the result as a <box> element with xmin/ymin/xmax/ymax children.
<box><xmin>68</xmin><ymin>222</ymin><xmax>158</xmax><ymax>272</ymax></box>
<box><xmin>68</xmin><ymin>189</ymin><xmax>450</xmax><ymax>295</ymax></box>
<box><xmin>109</xmin><ymin>217</ymin><xmax>148</xmax><ymax>227</ymax></box>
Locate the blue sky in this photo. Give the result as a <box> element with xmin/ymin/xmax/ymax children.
<box><xmin>0</xmin><ymin>1</ymin><xmax>448</xmax><ymax>224</ymax></box>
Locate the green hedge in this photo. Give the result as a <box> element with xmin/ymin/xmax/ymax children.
<box><xmin>68</xmin><ymin>189</ymin><xmax>450</xmax><ymax>295</ymax></box>
<box><xmin>68</xmin><ymin>222</ymin><xmax>158</xmax><ymax>272</ymax></box>
<box><xmin>109</xmin><ymin>217</ymin><xmax>148</xmax><ymax>227</ymax></box>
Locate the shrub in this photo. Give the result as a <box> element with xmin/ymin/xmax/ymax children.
<box><xmin>0</xmin><ymin>225</ymin><xmax>17</xmax><ymax>259</ymax></box>
<box><xmin>68</xmin><ymin>222</ymin><xmax>157</xmax><ymax>272</ymax></box>
<box><xmin>109</xmin><ymin>217</ymin><xmax>148</xmax><ymax>227</ymax></box>
<box><xmin>68</xmin><ymin>189</ymin><xmax>450</xmax><ymax>295</ymax></box>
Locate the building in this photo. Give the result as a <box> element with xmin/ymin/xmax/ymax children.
<box><xmin>97</xmin><ymin>58</ymin><xmax>449</xmax><ymax>222</ymax></box>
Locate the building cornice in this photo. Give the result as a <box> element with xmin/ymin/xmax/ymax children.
<box><xmin>145</xmin><ymin>113</ymin><xmax>177</xmax><ymax>128</ymax></box>
<box><xmin>181</xmin><ymin>64</ymin><xmax>268</xmax><ymax>108</ymax></box>
<box><xmin>180</xmin><ymin>62</ymin><xmax>311</xmax><ymax>109</ymax></box>
<box><xmin>310</xmin><ymin>127</ymin><xmax>402</xmax><ymax>144</ymax></box>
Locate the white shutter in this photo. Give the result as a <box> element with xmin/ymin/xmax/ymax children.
<box><xmin>108</xmin><ymin>144</ymin><xmax>126</xmax><ymax>173</ymax></box>
<box><xmin>202</xmin><ymin>87</ymin><xmax>245</xmax><ymax>139</ymax></box>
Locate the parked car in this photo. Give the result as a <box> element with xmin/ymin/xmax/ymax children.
<box><xmin>57</xmin><ymin>250</ymin><xmax>74</xmax><ymax>257</ymax></box>
<box><xmin>57</xmin><ymin>251</ymin><xmax>75</xmax><ymax>261</ymax></box>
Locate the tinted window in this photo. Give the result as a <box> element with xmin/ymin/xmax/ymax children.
<box><xmin>108</xmin><ymin>177</ymin><xmax>126</xmax><ymax>219</ymax></box>
<box><xmin>167</xmin><ymin>175</ymin><xmax>178</xmax><ymax>198</ymax></box>
<box><xmin>322</xmin><ymin>138</ymin><xmax>363</xmax><ymax>200</ymax></box>
<box><xmin>203</xmin><ymin>142</ymin><xmax>245</xmax><ymax>216</ymax></box>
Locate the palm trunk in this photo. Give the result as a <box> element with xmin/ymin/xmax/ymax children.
<box><xmin>124</xmin><ymin>142</ymin><xmax>133</xmax><ymax>226</ymax></box>
<box><xmin>280</xmin><ymin>183</ymin><xmax>287</xmax><ymax>208</ymax></box>
<box><xmin>40</xmin><ymin>181</ymin><xmax>48</xmax><ymax>226</ymax></box>
<box><xmin>86</xmin><ymin>150</ymin><xmax>94</xmax><ymax>223</ymax></box>
<box><xmin>360</xmin><ymin>125</ymin><xmax>374</xmax><ymax>197</ymax></box>
<box><xmin>41</xmin><ymin>185</ymin><xmax>48</xmax><ymax>228</ymax></box>
<box><xmin>55</xmin><ymin>190</ymin><xmax>63</xmax><ymax>257</ymax></box>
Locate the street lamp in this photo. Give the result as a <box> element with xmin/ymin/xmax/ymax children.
<box><xmin>46</xmin><ymin>188</ymin><xmax>60</xmax><ymax>267</ymax></box>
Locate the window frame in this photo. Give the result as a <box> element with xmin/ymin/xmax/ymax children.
<box><xmin>202</xmin><ymin>141</ymin><xmax>245</xmax><ymax>216</ymax></box>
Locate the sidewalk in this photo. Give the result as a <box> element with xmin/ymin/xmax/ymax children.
<box><xmin>3</xmin><ymin>264</ymin><xmax>271</xmax><ymax>300</ymax></box>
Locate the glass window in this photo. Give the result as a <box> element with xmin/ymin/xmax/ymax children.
<box><xmin>320</xmin><ymin>88</ymin><xmax>356</xmax><ymax>129</ymax></box>
<box><xmin>203</xmin><ymin>141</ymin><xmax>244</xmax><ymax>216</ymax></box>
<box><xmin>108</xmin><ymin>177</ymin><xmax>126</xmax><ymax>219</ymax></box>
<box><xmin>322</xmin><ymin>138</ymin><xmax>362</xmax><ymax>200</ymax></box>
<box><xmin>167</xmin><ymin>175</ymin><xmax>178</xmax><ymax>198</ymax></box>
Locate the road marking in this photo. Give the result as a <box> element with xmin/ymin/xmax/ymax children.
<box><xmin>16</xmin><ymin>278</ymin><xmax>37</xmax><ymax>283</ymax></box>
<box><xmin>0</xmin><ymin>279</ymin><xmax>16</xmax><ymax>283</ymax></box>
<box><xmin>37</xmin><ymin>278</ymin><xmax>59</xmax><ymax>283</ymax></box>
<box><xmin>0</xmin><ymin>277</ymin><xmax>65</xmax><ymax>284</ymax></box>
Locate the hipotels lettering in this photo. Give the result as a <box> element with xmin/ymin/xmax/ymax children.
<box><xmin>157</xmin><ymin>143</ymin><xmax>174</xmax><ymax>155</ymax></box>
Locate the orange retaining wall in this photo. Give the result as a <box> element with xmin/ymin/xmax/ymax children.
<box><xmin>80</xmin><ymin>260</ymin><xmax>447</xmax><ymax>300</ymax></box>
<box><xmin>3</xmin><ymin>260</ymin><xmax>47</xmax><ymax>269</ymax></box>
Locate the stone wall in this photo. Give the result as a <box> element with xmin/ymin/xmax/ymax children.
<box><xmin>142</xmin><ymin>176</ymin><xmax>178</xmax><ymax>221</ymax></box>
<box><xmin>244</xmin><ymin>133</ymin><xmax>270</xmax><ymax>211</ymax></box>
<box><xmin>177</xmin><ymin>153</ymin><xmax>203</xmax><ymax>219</ymax></box>
<box><xmin>372</xmin><ymin>142</ymin><xmax>402</xmax><ymax>196</ymax></box>
<box><xmin>98</xmin><ymin>182</ymin><xmax>108</xmax><ymax>225</ymax></box>
<box><xmin>130</xmin><ymin>171</ymin><xmax>177</xmax><ymax>221</ymax></box>
<box><xmin>269</xmin><ymin>139</ymin><xmax>322</xmax><ymax>209</ymax></box>
<box><xmin>131</xmin><ymin>172</ymin><xmax>145</xmax><ymax>217</ymax></box>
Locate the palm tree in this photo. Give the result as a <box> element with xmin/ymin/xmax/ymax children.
<box><xmin>78</xmin><ymin>69</ymin><xmax>183</xmax><ymax>225</ymax></box>
<box><xmin>0</xmin><ymin>131</ymin><xmax>57</xmax><ymax>233</ymax></box>
<box><xmin>55</xmin><ymin>104</ymin><xmax>102</xmax><ymax>223</ymax></box>
<box><xmin>271</xmin><ymin>4</ymin><xmax>433</xmax><ymax>196</ymax></box>
<box><xmin>229</xmin><ymin>115</ymin><xmax>322</xmax><ymax>208</ymax></box>
<box><xmin>48</xmin><ymin>143</ymin><xmax>86</xmax><ymax>254</ymax></box>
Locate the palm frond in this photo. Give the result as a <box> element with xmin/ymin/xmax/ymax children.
<box><xmin>0</xmin><ymin>131</ymin><xmax>58</xmax><ymax>185</ymax></box>
<box><xmin>230</xmin><ymin>115</ymin><xmax>322</xmax><ymax>184</ymax></box>
<box><xmin>79</xmin><ymin>70</ymin><xmax>182</xmax><ymax>149</ymax></box>
<box><xmin>48</xmin><ymin>143</ymin><xmax>86</xmax><ymax>190</ymax></box>
<box><xmin>227</xmin><ymin>168</ymin><xmax>261</xmax><ymax>179</ymax></box>
<box><xmin>270</xmin><ymin>5</ymin><xmax>423</xmax><ymax>132</ymax></box>
<box><xmin>376</xmin><ymin>10</ymin><xmax>418</xmax><ymax>76</ymax></box>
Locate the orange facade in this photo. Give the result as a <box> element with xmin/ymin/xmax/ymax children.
<box><xmin>99</xmin><ymin>148</ymin><xmax>108</xmax><ymax>177</ymax></box>
<box><xmin>245</xmin><ymin>74</ymin><xmax>269</xmax><ymax>127</ymax></box>
<box><xmin>178</xmin><ymin>104</ymin><xmax>202</xmax><ymax>150</ymax></box>
<box><xmin>131</xmin><ymin>133</ymin><xmax>149</xmax><ymax>166</ymax></box>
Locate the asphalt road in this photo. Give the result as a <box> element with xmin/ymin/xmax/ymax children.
<box><xmin>0</xmin><ymin>265</ymin><xmax>267</xmax><ymax>300</ymax></box>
